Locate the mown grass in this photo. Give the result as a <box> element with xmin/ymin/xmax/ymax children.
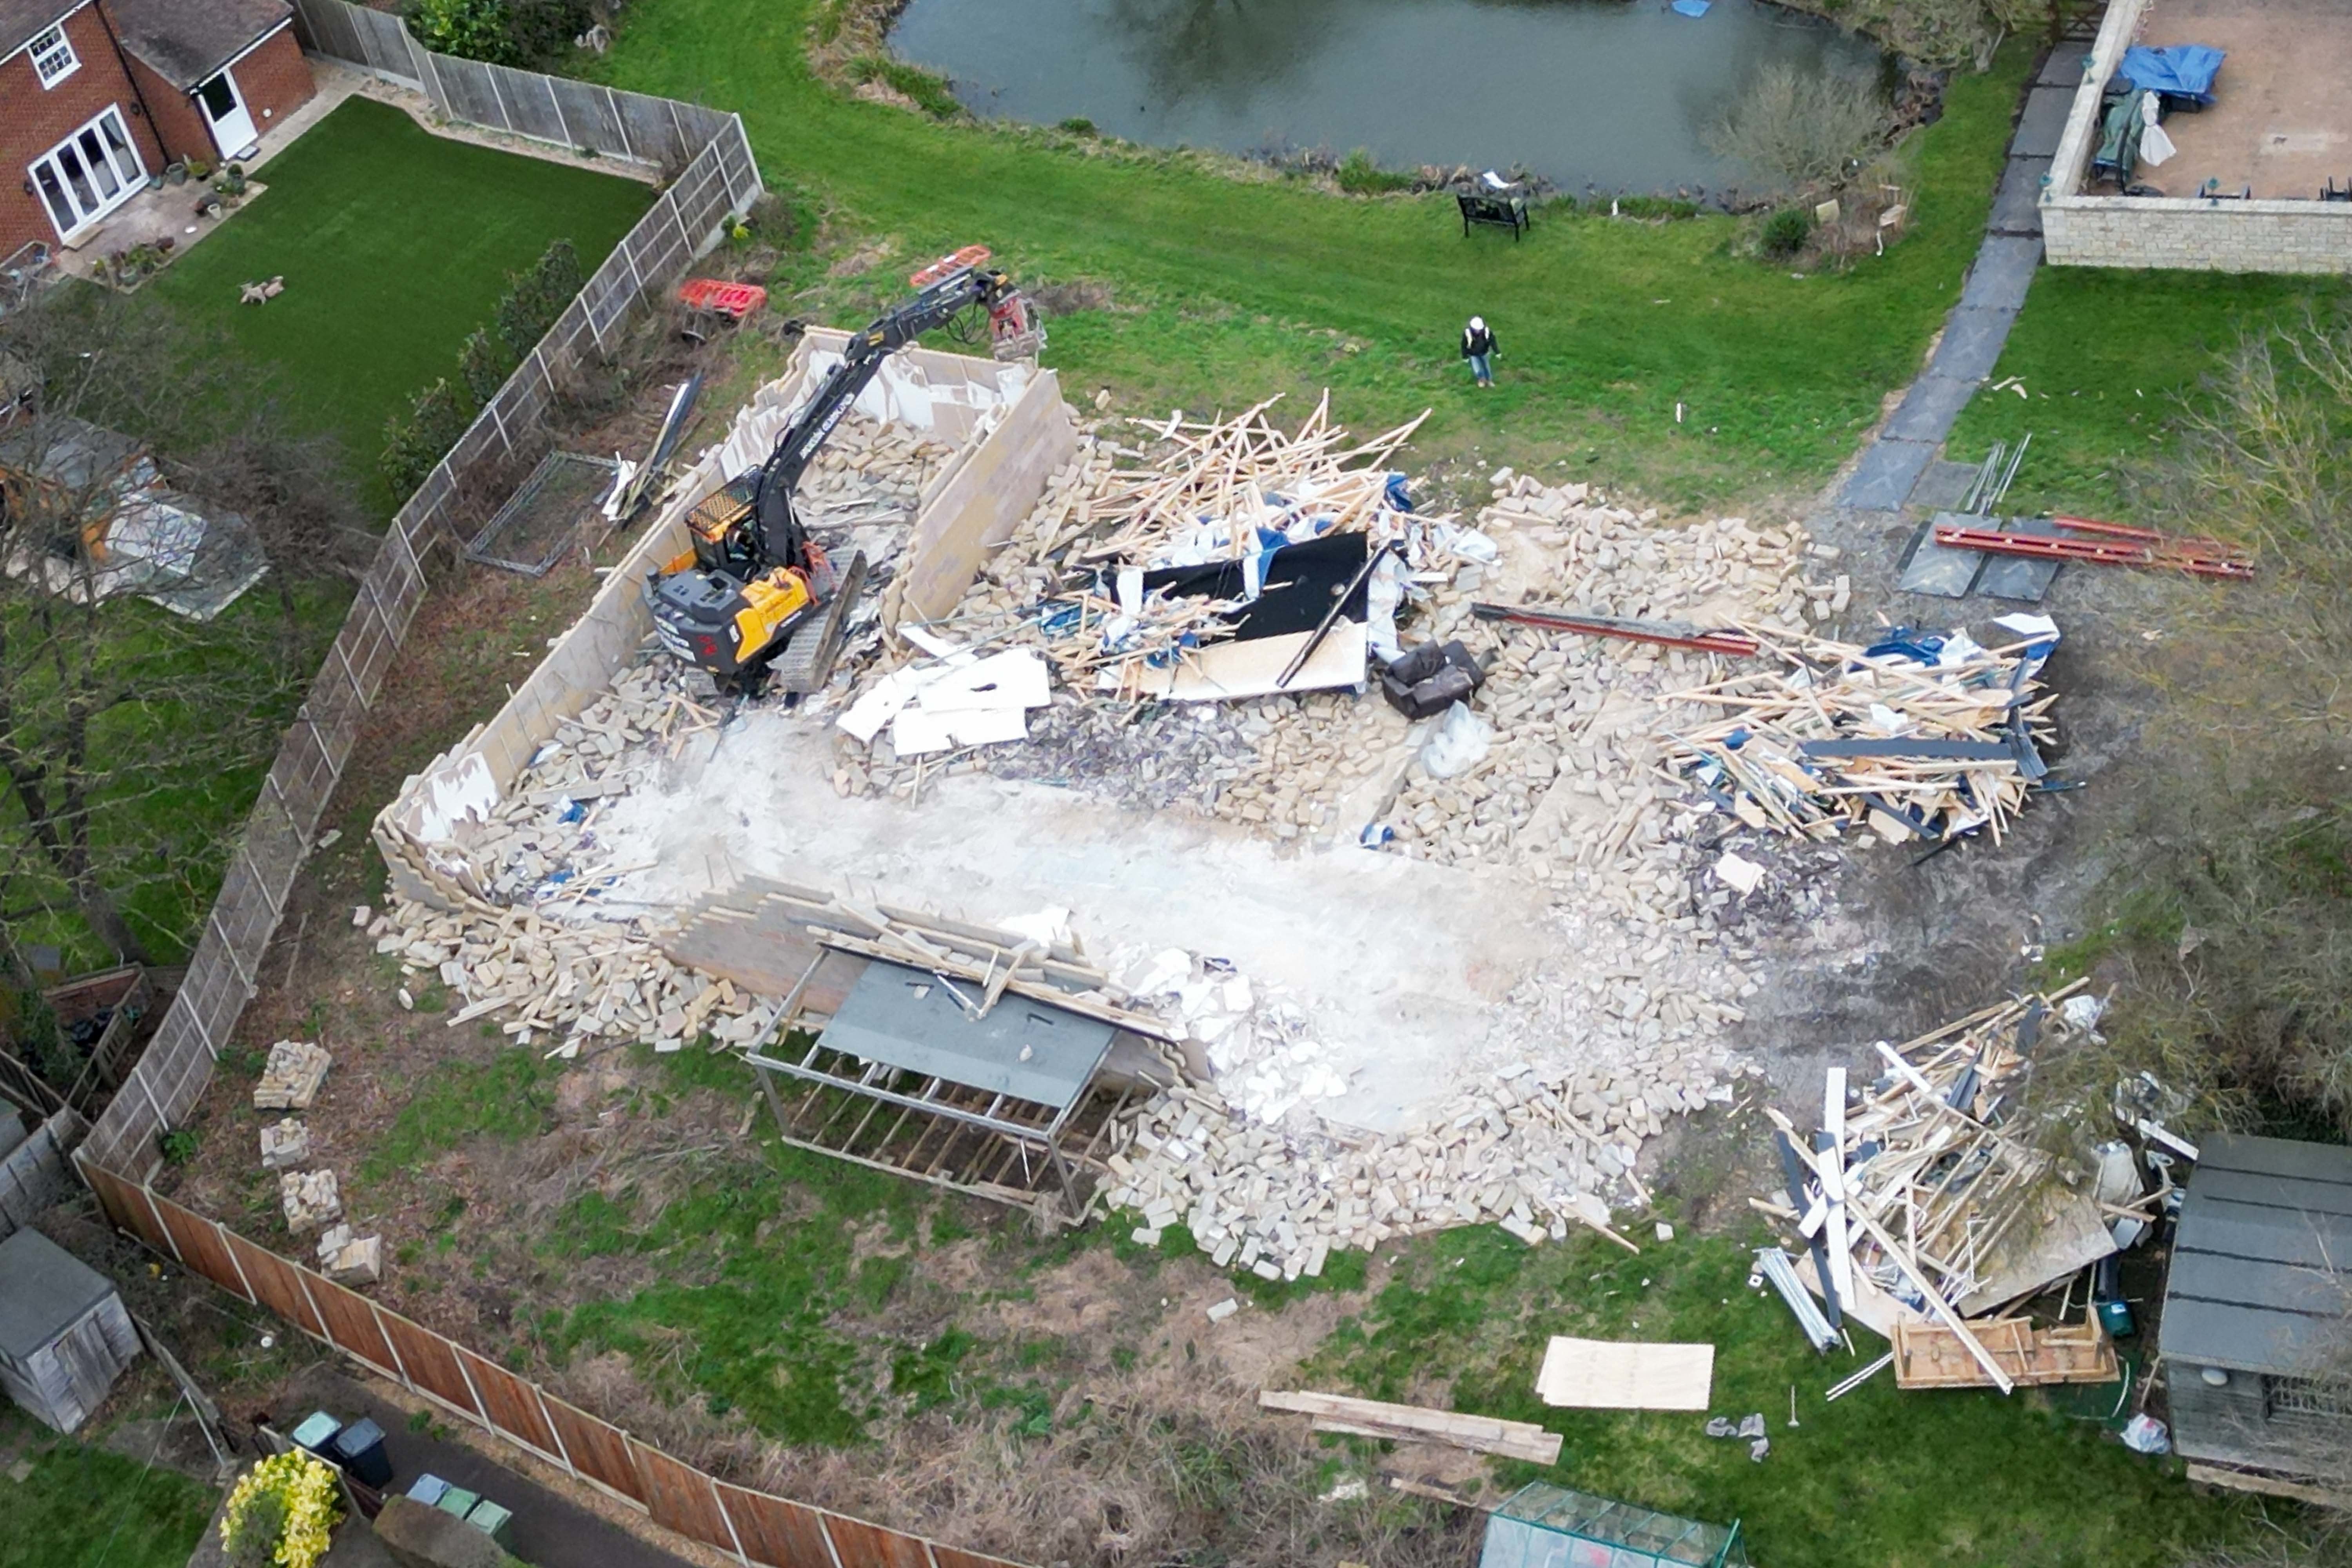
<box><xmin>1946</xmin><ymin>265</ymin><xmax>2352</xmax><ymax>516</ymax></box>
<box><xmin>150</xmin><ymin>96</ymin><xmax>651</xmax><ymax>511</ymax></box>
<box><xmin>0</xmin><ymin>1421</ymin><xmax>217</xmax><ymax>1568</ymax></box>
<box><xmin>586</xmin><ymin>7</ymin><xmax>2037</xmax><ymax>510</ymax></box>
<box><xmin>1308</xmin><ymin>1224</ymin><xmax>2290</xmax><ymax>1568</ymax></box>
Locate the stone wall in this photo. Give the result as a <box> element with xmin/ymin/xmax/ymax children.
<box><xmin>2041</xmin><ymin>0</ymin><xmax>2352</xmax><ymax>275</ymax></box>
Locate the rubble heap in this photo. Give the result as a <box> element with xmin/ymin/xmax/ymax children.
<box><xmin>791</xmin><ymin>412</ymin><xmax>956</xmax><ymax>532</ymax></box>
<box><xmin>1103</xmin><ymin>947</ymin><xmax>1749</xmax><ymax>1273</ymax></box>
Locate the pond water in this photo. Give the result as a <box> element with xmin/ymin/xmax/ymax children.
<box><xmin>889</xmin><ymin>0</ymin><xmax>1888</xmax><ymax>196</ymax></box>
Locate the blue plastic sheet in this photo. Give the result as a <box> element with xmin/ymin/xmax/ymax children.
<box><xmin>1670</xmin><ymin>0</ymin><xmax>1711</xmax><ymax>16</ymax></box>
<box><xmin>2118</xmin><ymin>44</ymin><xmax>2225</xmax><ymax>104</ymax></box>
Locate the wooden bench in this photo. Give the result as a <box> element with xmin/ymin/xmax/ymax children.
<box><xmin>1456</xmin><ymin>191</ymin><xmax>1530</xmax><ymax>240</ymax></box>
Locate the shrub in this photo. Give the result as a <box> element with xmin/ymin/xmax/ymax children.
<box><xmin>405</xmin><ymin>0</ymin><xmax>590</xmax><ymax>68</ymax></box>
<box><xmin>220</xmin><ymin>1452</ymin><xmax>341</xmax><ymax>1568</ymax></box>
<box><xmin>847</xmin><ymin>57</ymin><xmax>962</xmax><ymax>119</ymax></box>
<box><xmin>1706</xmin><ymin>60</ymin><xmax>1888</xmax><ymax>191</ymax></box>
<box><xmin>158</xmin><ymin>1127</ymin><xmax>200</xmax><ymax>1165</ymax></box>
<box><xmin>494</xmin><ymin>237</ymin><xmax>582</xmax><ymax>360</ymax></box>
<box><xmin>1057</xmin><ymin>117</ymin><xmax>1098</xmax><ymax>137</ymax></box>
<box><xmin>1335</xmin><ymin>149</ymin><xmax>1417</xmax><ymax>197</ymax></box>
<box><xmin>458</xmin><ymin>327</ymin><xmax>513</xmax><ymax>405</ymax></box>
<box><xmin>1761</xmin><ymin>206</ymin><xmax>1814</xmax><ymax>257</ymax></box>
<box><xmin>379</xmin><ymin>377</ymin><xmax>471</xmax><ymax>499</ymax></box>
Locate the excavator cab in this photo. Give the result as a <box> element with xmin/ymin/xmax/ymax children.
<box><xmin>646</xmin><ymin>245</ymin><xmax>1033</xmax><ymax>694</ymax></box>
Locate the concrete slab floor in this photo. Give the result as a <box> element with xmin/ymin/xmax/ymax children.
<box><xmin>593</xmin><ymin>708</ymin><xmax>1578</xmax><ymax>1134</ymax></box>
<box><xmin>2139</xmin><ymin>0</ymin><xmax>2352</xmax><ymax>198</ymax></box>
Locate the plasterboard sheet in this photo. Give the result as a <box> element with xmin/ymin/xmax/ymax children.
<box><xmin>1132</xmin><ymin>622</ymin><xmax>1368</xmax><ymax>702</ymax></box>
<box><xmin>1535</xmin><ymin>1336</ymin><xmax>1715</xmax><ymax>1410</ymax></box>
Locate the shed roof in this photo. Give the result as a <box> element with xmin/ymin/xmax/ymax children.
<box><xmin>2162</xmin><ymin>1133</ymin><xmax>2352</xmax><ymax>1375</ymax></box>
<box><xmin>102</xmin><ymin>0</ymin><xmax>293</xmax><ymax>91</ymax></box>
<box><xmin>820</xmin><ymin>958</ymin><xmax>1116</xmax><ymax>1112</ymax></box>
<box><xmin>0</xmin><ymin>1229</ymin><xmax>119</xmax><ymax>1361</ymax></box>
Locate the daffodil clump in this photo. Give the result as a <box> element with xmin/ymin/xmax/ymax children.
<box><xmin>220</xmin><ymin>1451</ymin><xmax>343</xmax><ymax>1568</ymax></box>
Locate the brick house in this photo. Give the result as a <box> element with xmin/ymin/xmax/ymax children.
<box><xmin>0</xmin><ymin>0</ymin><xmax>314</xmax><ymax>256</ymax></box>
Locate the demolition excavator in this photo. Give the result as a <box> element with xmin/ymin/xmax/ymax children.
<box><xmin>646</xmin><ymin>246</ymin><xmax>1040</xmax><ymax>694</ymax></box>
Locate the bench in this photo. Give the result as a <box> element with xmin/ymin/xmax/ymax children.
<box><xmin>1456</xmin><ymin>191</ymin><xmax>1530</xmax><ymax>240</ymax></box>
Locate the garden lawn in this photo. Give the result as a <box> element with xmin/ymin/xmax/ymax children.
<box><xmin>151</xmin><ymin>96</ymin><xmax>652</xmax><ymax>512</ymax></box>
<box><xmin>0</xmin><ymin>1424</ymin><xmax>218</xmax><ymax>1568</ymax></box>
<box><xmin>591</xmin><ymin>8</ymin><xmax>2036</xmax><ymax>510</ymax></box>
<box><xmin>1947</xmin><ymin>265</ymin><xmax>2352</xmax><ymax>516</ymax></box>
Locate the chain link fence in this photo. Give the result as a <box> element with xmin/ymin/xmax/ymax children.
<box><xmin>75</xmin><ymin>4</ymin><xmax>760</xmax><ymax>1176</ymax></box>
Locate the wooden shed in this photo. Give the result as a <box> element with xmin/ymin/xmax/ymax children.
<box><xmin>0</xmin><ymin>1228</ymin><xmax>140</xmax><ymax>1433</ymax></box>
<box><xmin>2160</xmin><ymin>1133</ymin><xmax>2352</xmax><ymax>1498</ymax></box>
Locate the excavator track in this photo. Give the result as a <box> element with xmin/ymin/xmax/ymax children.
<box><xmin>768</xmin><ymin>550</ymin><xmax>868</xmax><ymax>695</ymax></box>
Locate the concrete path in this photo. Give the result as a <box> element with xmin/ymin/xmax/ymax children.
<box><xmin>1837</xmin><ymin>47</ymin><xmax>2091</xmax><ymax>511</ymax></box>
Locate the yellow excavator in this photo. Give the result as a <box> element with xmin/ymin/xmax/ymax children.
<box><xmin>645</xmin><ymin>246</ymin><xmax>1039</xmax><ymax>694</ymax></box>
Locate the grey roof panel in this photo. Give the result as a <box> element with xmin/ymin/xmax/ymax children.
<box><xmin>2175</xmin><ymin>1200</ymin><xmax>2352</xmax><ymax>1270</ymax></box>
<box><xmin>0</xmin><ymin>0</ymin><xmax>77</xmax><ymax>68</ymax></box>
<box><xmin>2199</xmin><ymin>1132</ymin><xmax>2352</xmax><ymax>1186</ymax></box>
<box><xmin>0</xmin><ymin>1229</ymin><xmax>116</xmax><ymax>1361</ymax></box>
<box><xmin>2160</xmin><ymin>1296</ymin><xmax>2334</xmax><ymax>1375</ymax></box>
<box><xmin>101</xmin><ymin>0</ymin><xmax>292</xmax><ymax>90</ymax></box>
<box><xmin>2188</xmin><ymin>1167</ymin><xmax>2352</xmax><ymax>1218</ymax></box>
<box><xmin>2168</xmin><ymin>1250</ymin><xmax>2350</xmax><ymax>1319</ymax></box>
<box><xmin>819</xmin><ymin>959</ymin><xmax>1114</xmax><ymax>1112</ymax></box>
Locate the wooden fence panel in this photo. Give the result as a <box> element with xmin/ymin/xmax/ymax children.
<box><xmin>824</xmin><ymin>1514</ymin><xmax>936</xmax><ymax>1568</ymax></box>
<box><xmin>719</xmin><ymin>1485</ymin><xmax>838</xmax><ymax>1568</ymax></box>
<box><xmin>379</xmin><ymin>1312</ymin><xmax>479</xmax><ymax>1417</ymax></box>
<box><xmin>930</xmin><ymin>1546</ymin><xmax>1028</xmax><ymax>1568</ymax></box>
<box><xmin>635</xmin><ymin>1441</ymin><xmax>734</xmax><ymax>1556</ymax></box>
<box><xmin>156</xmin><ymin>1201</ymin><xmax>244</xmax><ymax>1298</ymax></box>
<box><xmin>223</xmin><ymin>1231</ymin><xmax>327</xmax><ymax>1339</ymax></box>
<box><xmin>455</xmin><ymin>1347</ymin><xmax>559</xmax><ymax>1458</ymax></box>
<box><xmin>310</xmin><ymin>1277</ymin><xmax>399</xmax><ymax>1376</ymax></box>
<box><xmin>542</xmin><ymin>1394</ymin><xmax>642</xmax><ymax>1502</ymax></box>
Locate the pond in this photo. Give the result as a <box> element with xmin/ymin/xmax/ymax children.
<box><xmin>888</xmin><ymin>0</ymin><xmax>1889</xmax><ymax>197</ymax></box>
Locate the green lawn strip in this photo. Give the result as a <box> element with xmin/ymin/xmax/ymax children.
<box><xmin>590</xmin><ymin>8</ymin><xmax>2033</xmax><ymax>510</ymax></box>
<box><xmin>1946</xmin><ymin>266</ymin><xmax>2352</xmax><ymax>517</ymax></box>
<box><xmin>362</xmin><ymin>1042</ymin><xmax>563</xmax><ymax>1181</ymax></box>
<box><xmin>150</xmin><ymin>97</ymin><xmax>652</xmax><ymax>512</ymax></box>
<box><xmin>0</xmin><ymin>1428</ymin><xmax>217</xmax><ymax>1568</ymax></box>
<box><xmin>1307</xmin><ymin>1225</ymin><xmax>2288</xmax><ymax>1568</ymax></box>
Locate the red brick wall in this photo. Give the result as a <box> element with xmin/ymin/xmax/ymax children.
<box><xmin>123</xmin><ymin>53</ymin><xmax>209</xmax><ymax>165</ymax></box>
<box><xmin>0</xmin><ymin>2</ymin><xmax>167</xmax><ymax>255</ymax></box>
<box><xmin>221</xmin><ymin>25</ymin><xmax>312</xmax><ymax>142</ymax></box>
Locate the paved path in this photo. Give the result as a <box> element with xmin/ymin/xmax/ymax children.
<box><xmin>279</xmin><ymin>1366</ymin><xmax>698</xmax><ymax>1568</ymax></box>
<box><xmin>1837</xmin><ymin>47</ymin><xmax>2092</xmax><ymax>511</ymax></box>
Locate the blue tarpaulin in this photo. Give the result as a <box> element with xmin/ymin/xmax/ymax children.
<box><xmin>1671</xmin><ymin>0</ymin><xmax>1712</xmax><ymax>16</ymax></box>
<box><xmin>2117</xmin><ymin>45</ymin><xmax>2225</xmax><ymax>105</ymax></box>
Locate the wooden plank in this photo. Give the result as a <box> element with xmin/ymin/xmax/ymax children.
<box><xmin>1848</xmin><ymin>1207</ymin><xmax>2014</xmax><ymax>1394</ymax></box>
<box><xmin>1259</xmin><ymin>1390</ymin><xmax>1561</xmax><ymax>1464</ymax></box>
<box><xmin>2184</xmin><ymin>1462</ymin><xmax>2352</xmax><ymax>1508</ymax></box>
<box><xmin>1534</xmin><ymin>1338</ymin><xmax>1714</xmax><ymax>1410</ymax></box>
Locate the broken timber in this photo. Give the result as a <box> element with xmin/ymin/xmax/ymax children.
<box><xmin>1258</xmin><ymin>1390</ymin><xmax>1561</xmax><ymax>1465</ymax></box>
<box><xmin>1470</xmin><ymin>602</ymin><xmax>1760</xmax><ymax>657</ymax></box>
<box><xmin>1891</xmin><ymin>1315</ymin><xmax>2118</xmax><ymax>1390</ymax></box>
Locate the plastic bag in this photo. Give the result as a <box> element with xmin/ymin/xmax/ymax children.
<box><xmin>1419</xmin><ymin>701</ymin><xmax>1493</xmax><ymax>778</ymax></box>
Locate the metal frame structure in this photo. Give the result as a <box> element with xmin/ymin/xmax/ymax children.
<box><xmin>743</xmin><ymin>950</ymin><xmax>1154</xmax><ymax>1221</ymax></box>
<box><xmin>463</xmin><ymin>450</ymin><xmax>620</xmax><ymax>577</ymax></box>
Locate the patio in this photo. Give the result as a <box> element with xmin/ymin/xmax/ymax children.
<box><xmin>2135</xmin><ymin>0</ymin><xmax>2352</xmax><ymax>199</ymax></box>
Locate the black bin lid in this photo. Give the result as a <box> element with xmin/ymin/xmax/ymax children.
<box><xmin>331</xmin><ymin>1416</ymin><xmax>387</xmax><ymax>1457</ymax></box>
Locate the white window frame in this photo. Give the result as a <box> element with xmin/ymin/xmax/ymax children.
<box><xmin>27</xmin><ymin>24</ymin><xmax>78</xmax><ymax>89</ymax></box>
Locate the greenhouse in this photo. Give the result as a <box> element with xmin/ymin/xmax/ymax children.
<box><xmin>1478</xmin><ymin>1482</ymin><xmax>1749</xmax><ymax>1568</ymax></box>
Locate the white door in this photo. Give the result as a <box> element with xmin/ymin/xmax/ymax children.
<box><xmin>28</xmin><ymin>107</ymin><xmax>145</xmax><ymax>242</ymax></box>
<box><xmin>196</xmin><ymin>69</ymin><xmax>258</xmax><ymax>160</ymax></box>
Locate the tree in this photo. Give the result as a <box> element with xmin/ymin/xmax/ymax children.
<box><xmin>1706</xmin><ymin>62</ymin><xmax>1888</xmax><ymax>194</ymax></box>
<box><xmin>0</xmin><ymin>290</ymin><xmax>334</xmax><ymax>965</ymax></box>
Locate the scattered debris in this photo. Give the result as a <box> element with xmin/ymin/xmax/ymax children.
<box><xmin>2120</xmin><ymin>1413</ymin><xmax>2171</xmax><ymax>1455</ymax></box>
<box><xmin>1661</xmin><ymin>623</ymin><xmax>2060</xmax><ymax>846</ymax></box>
<box><xmin>1259</xmin><ymin>1389</ymin><xmax>1562</xmax><ymax>1465</ymax></box>
<box><xmin>1205</xmin><ymin>1298</ymin><xmax>1240</xmax><ymax>1323</ymax></box>
<box><xmin>1891</xmin><ymin>1316</ymin><xmax>2118</xmax><ymax>1389</ymax></box>
<box><xmin>1932</xmin><ymin>514</ymin><xmax>2254</xmax><ymax>580</ymax></box>
<box><xmin>1825</xmin><ymin>1352</ymin><xmax>1895</xmax><ymax>1401</ymax></box>
<box><xmin>1753</xmin><ymin>1246</ymin><xmax>1839</xmax><ymax>1353</ymax></box>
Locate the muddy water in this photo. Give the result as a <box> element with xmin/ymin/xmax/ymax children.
<box><xmin>889</xmin><ymin>0</ymin><xmax>1887</xmax><ymax>196</ymax></box>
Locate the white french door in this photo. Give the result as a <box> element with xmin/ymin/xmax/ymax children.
<box><xmin>30</xmin><ymin>106</ymin><xmax>145</xmax><ymax>242</ymax></box>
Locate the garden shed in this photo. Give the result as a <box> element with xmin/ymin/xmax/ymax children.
<box><xmin>1479</xmin><ymin>1482</ymin><xmax>1748</xmax><ymax>1568</ymax></box>
<box><xmin>2161</xmin><ymin>1132</ymin><xmax>2352</xmax><ymax>1496</ymax></box>
<box><xmin>0</xmin><ymin>1227</ymin><xmax>141</xmax><ymax>1432</ymax></box>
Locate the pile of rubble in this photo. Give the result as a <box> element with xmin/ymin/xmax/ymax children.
<box><xmin>1100</xmin><ymin>946</ymin><xmax>1750</xmax><ymax>1274</ymax></box>
<box><xmin>792</xmin><ymin>412</ymin><xmax>956</xmax><ymax>532</ymax></box>
<box><xmin>251</xmin><ymin>1040</ymin><xmax>331</xmax><ymax>1111</ymax></box>
<box><xmin>245</xmin><ymin>1043</ymin><xmax>383</xmax><ymax>1285</ymax></box>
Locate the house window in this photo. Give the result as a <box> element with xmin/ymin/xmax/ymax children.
<box><xmin>27</xmin><ymin>25</ymin><xmax>78</xmax><ymax>88</ymax></box>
